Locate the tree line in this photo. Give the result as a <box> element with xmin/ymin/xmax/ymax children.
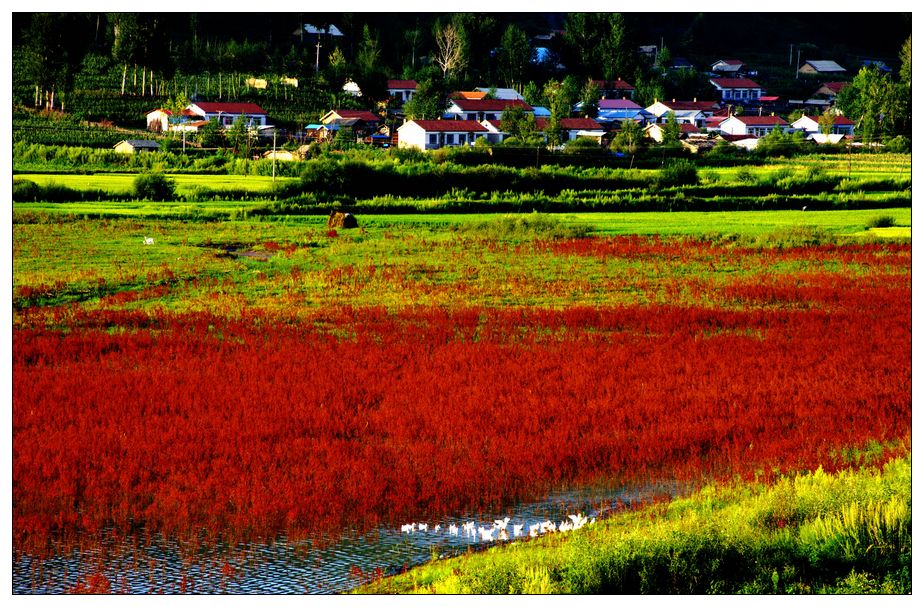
<box><xmin>13</xmin><ymin>13</ymin><xmax>911</xmax><ymax>142</ymax></box>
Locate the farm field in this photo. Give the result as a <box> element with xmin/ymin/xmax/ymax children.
<box><xmin>12</xmin><ymin>207</ymin><xmax>910</xmax><ymax>593</ymax></box>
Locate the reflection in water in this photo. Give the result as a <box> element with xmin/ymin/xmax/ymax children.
<box><xmin>14</xmin><ymin>481</ymin><xmax>683</xmax><ymax>594</ymax></box>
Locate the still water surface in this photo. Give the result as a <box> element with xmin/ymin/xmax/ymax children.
<box><xmin>14</xmin><ymin>480</ymin><xmax>683</xmax><ymax>594</ymax></box>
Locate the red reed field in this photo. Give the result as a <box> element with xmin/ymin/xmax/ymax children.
<box><xmin>12</xmin><ymin>221</ymin><xmax>910</xmax><ymax>561</ymax></box>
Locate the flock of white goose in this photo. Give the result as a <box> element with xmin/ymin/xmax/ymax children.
<box><xmin>400</xmin><ymin>514</ymin><xmax>595</xmax><ymax>542</ymax></box>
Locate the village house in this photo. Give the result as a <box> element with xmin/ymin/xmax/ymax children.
<box><xmin>590</xmin><ymin>78</ymin><xmax>636</xmax><ymax>99</ymax></box>
<box><xmin>798</xmin><ymin>60</ymin><xmax>847</xmax><ymax>76</ymax></box>
<box><xmin>717</xmin><ymin>114</ymin><xmax>788</xmax><ymax>137</ymax></box>
<box><xmin>445</xmin><ymin>98</ymin><xmax>533</xmax><ymax>122</ymax></box>
<box><xmin>396</xmin><ymin>119</ymin><xmax>488</xmax><ymax>150</ymax></box>
<box><xmin>145</xmin><ymin>107</ymin><xmax>199</xmax><ymax>132</ymax></box>
<box><xmin>536</xmin><ymin>117</ymin><xmax>606</xmax><ymax>142</ymax></box>
<box><xmin>387</xmin><ymin>80</ymin><xmax>418</xmax><ymax>104</ymax></box>
<box><xmin>186</xmin><ymin>101</ymin><xmax>269</xmax><ymax>128</ymax></box>
<box><xmin>481</xmin><ymin>117</ymin><xmax>605</xmax><ymax>145</ymax></box>
<box><xmin>646</xmin><ymin>99</ymin><xmax>720</xmax><ymax>124</ymax></box>
<box><xmin>596</xmin><ymin>99</ymin><xmax>653</xmax><ymax>125</ymax></box>
<box><xmin>710</xmin><ymin>59</ymin><xmax>747</xmax><ymax>76</ymax></box>
<box><xmin>814</xmin><ymin>81</ymin><xmax>848</xmax><ymax>99</ymax></box>
<box><xmin>791</xmin><ymin>114</ymin><xmax>855</xmax><ymax>136</ymax></box>
<box><xmin>709</xmin><ymin>78</ymin><xmax>763</xmax><ymax>103</ymax></box>
<box><xmin>643</xmin><ymin>122</ymin><xmax>701</xmax><ymax>143</ymax></box>
<box><xmin>114</xmin><ymin>139</ymin><xmax>160</xmax><ymax>154</ymax></box>
<box><xmin>320</xmin><ymin>109</ymin><xmax>381</xmax><ymax>125</ymax></box>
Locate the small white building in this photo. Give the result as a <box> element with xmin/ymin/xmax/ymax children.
<box><xmin>387</xmin><ymin>80</ymin><xmax>418</xmax><ymax>104</ymax></box>
<box><xmin>791</xmin><ymin>114</ymin><xmax>855</xmax><ymax>136</ymax></box>
<box><xmin>718</xmin><ymin>115</ymin><xmax>788</xmax><ymax>137</ymax></box>
<box><xmin>646</xmin><ymin>99</ymin><xmax>720</xmax><ymax>122</ymax></box>
<box><xmin>397</xmin><ymin>120</ymin><xmax>488</xmax><ymax>150</ymax></box>
<box><xmin>709</xmin><ymin>78</ymin><xmax>763</xmax><ymax>102</ymax></box>
<box><xmin>114</xmin><ymin>139</ymin><xmax>160</xmax><ymax>154</ymax></box>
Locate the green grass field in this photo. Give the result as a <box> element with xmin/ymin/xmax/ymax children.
<box><xmin>17</xmin><ymin>173</ymin><xmax>298</xmax><ymax>195</ymax></box>
<box><xmin>356</xmin><ymin>452</ymin><xmax>910</xmax><ymax>594</ymax></box>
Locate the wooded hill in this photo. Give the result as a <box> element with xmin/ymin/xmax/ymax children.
<box><xmin>13</xmin><ymin>12</ymin><xmax>910</xmax><ymax>135</ymax></box>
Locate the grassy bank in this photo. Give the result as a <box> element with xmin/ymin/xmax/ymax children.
<box><xmin>356</xmin><ymin>453</ymin><xmax>910</xmax><ymax>594</ymax></box>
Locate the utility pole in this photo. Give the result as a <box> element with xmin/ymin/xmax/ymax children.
<box><xmin>795</xmin><ymin>49</ymin><xmax>801</xmax><ymax>80</ymax></box>
<box><xmin>789</xmin><ymin>43</ymin><xmax>793</xmax><ymax>65</ymax></box>
<box><xmin>272</xmin><ymin>129</ymin><xmax>277</xmax><ymax>183</ymax></box>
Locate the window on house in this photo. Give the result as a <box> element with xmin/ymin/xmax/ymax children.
<box><xmin>428</xmin><ymin>134</ymin><xmax>437</xmax><ymax>145</ymax></box>
<box><xmin>446</xmin><ymin>134</ymin><xmax>455</xmax><ymax>145</ymax></box>
<box><xmin>467</xmin><ymin>113</ymin><xmax>476</xmax><ymax>121</ymax></box>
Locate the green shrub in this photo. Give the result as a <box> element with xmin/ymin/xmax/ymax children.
<box><xmin>133</xmin><ymin>172</ymin><xmax>177</xmax><ymax>201</ymax></box>
<box><xmin>12</xmin><ymin>178</ymin><xmax>40</xmax><ymax>201</ymax></box>
<box><xmin>657</xmin><ymin>159</ymin><xmax>699</xmax><ymax>189</ymax></box>
<box><xmin>866</xmin><ymin>215</ymin><xmax>895</xmax><ymax>229</ymax></box>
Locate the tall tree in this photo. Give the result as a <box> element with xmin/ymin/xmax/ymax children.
<box><xmin>600</xmin><ymin>13</ymin><xmax>635</xmax><ymax>81</ymax></box>
<box><xmin>899</xmin><ymin>35</ymin><xmax>911</xmax><ymax>84</ymax></box>
<box><xmin>110</xmin><ymin>13</ymin><xmax>142</xmax><ymax>95</ymax></box>
<box><xmin>433</xmin><ymin>21</ymin><xmax>467</xmax><ymax>81</ymax></box>
<box><xmin>579</xmin><ymin>79</ymin><xmax>601</xmax><ymax>118</ymax></box>
<box><xmin>497</xmin><ymin>24</ymin><xmax>532</xmax><ymax>90</ymax></box>
<box><xmin>562</xmin><ymin>13</ymin><xmax>600</xmax><ymax>78</ymax></box>
<box><xmin>21</xmin><ymin>14</ymin><xmax>77</xmax><ymax>109</ymax></box>
<box><xmin>403</xmin><ymin>68</ymin><xmax>448</xmax><ymax>120</ymax></box>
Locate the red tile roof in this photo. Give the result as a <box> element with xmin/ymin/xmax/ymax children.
<box><xmin>387</xmin><ymin>80</ymin><xmax>418</xmax><ymax>89</ymax></box>
<box><xmin>710</xmin><ymin>78</ymin><xmax>762</xmax><ymax>89</ymax></box>
<box><xmin>535</xmin><ymin>117</ymin><xmax>604</xmax><ymax>131</ymax></box>
<box><xmin>406</xmin><ymin>120</ymin><xmax>487</xmax><ymax>132</ymax></box>
<box><xmin>451</xmin><ymin>98</ymin><xmax>533</xmax><ymax>112</ymax></box>
<box><xmin>821</xmin><ymin>81</ymin><xmax>848</xmax><ymax>93</ymax></box>
<box><xmin>591</xmin><ymin>79</ymin><xmax>636</xmax><ymax>90</ymax></box>
<box><xmin>331</xmin><ymin>109</ymin><xmax>381</xmax><ymax>122</ymax></box>
<box><xmin>192</xmin><ymin>102</ymin><xmax>268</xmax><ymax>115</ymax></box>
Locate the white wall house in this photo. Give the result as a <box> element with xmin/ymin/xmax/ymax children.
<box><xmin>718</xmin><ymin>115</ymin><xmax>788</xmax><ymax>137</ymax></box>
<box><xmin>709</xmin><ymin>78</ymin><xmax>763</xmax><ymax>102</ymax></box>
<box><xmin>535</xmin><ymin>117</ymin><xmax>606</xmax><ymax>142</ymax></box>
<box><xmin>646</xmin><ymin>100</ymin><xmax>720</xmax><ymax>122</ymax></box>
<box><xmin>446</xmin><ymin>98</ymin><xmax>533</xmax><ymax>122</ymax></box>
<box><xmin>187</xmin><ymin>102</ymin><xmax>269</xmax><ymax>128</ymax></box>
<box><xmin>791</xmin><ymin>114</ymin><xmax>855</xmax><ymax>136</ymax></box>
<box><xmin>397</xmin><ymin>120</ymin><xmax>488</xmax><ymax>150</ymax></box>
<box><xmin>387</xmin><ymin>80</ymin><xmax>418</xmax><ymax>104</ymax></box>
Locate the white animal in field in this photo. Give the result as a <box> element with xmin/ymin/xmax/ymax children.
<box><xmin>498</xmin><ymin>529</ymin><xmax>509</xmax><ymax>541</ymax></box>
<box><xmin>528</xmin><ymin>523</ymin><xmax>541</xmax><ymax>537</ymax></box>
<box><xmin>559</xmin><ymin>521</ymin><xmax>573</xmax><ymax>533</ymax></box>
<box><xmin>493</xmin><ymin>517</ymin><xmax>510</xmax><ymax>531</ymax></box>
<box><xmin>401</xmin><ymin>524</ymin><xmax>414</xmax><ymax>534</ymax></box>
<box><xmin>513</xmin><ymin>524</ymin><xmax>524</xmax><ymax>537</ymax></box>
<box><xmin>418</xmin><ymin>523</ymin><xmax>428</xmax><ymax>532</ymax></box>
<box><xmin>434</xmin><ymin>524</ymin><xmax>441</xmax><ymax>532</ymax></box>
<box><xmin>540</xmin><ymin>520</ymin><xmax>557</xmax><ymax>534</ymax></box>
<box><xmin>448</xmin><ymin>524</ymin><xmax>459</xmax><ymax>536</ymax></box>
<box><xmin>479</xmin><ymin>527</ymin><xmax>496</xmax><ymax>542</ymax></box>
<box><xmin>143</xmin><ymin>237</ymin><xmax>155</xmax><ymax>245</ymax></box>
<box><xmin>568</xmin><ymin>514</ymin><xmax>588</xmax><ymax>529</ymax></box>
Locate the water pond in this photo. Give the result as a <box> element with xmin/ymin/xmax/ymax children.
<box><xmin>14</xmin><ymin>480</ymin><xmax>683</xmax><ymax>594</ymax></box>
